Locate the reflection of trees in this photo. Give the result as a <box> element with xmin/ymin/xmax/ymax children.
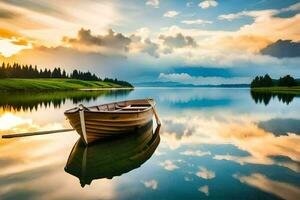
<box><xmin>251</xmin><ymin>91</ymin><xmax>295</xmax><ymax>105</ymax></box>
<box><xmin>0</xmin><ymin>90</ymin><xmax>132</xmax><ymax>112</ymax></box>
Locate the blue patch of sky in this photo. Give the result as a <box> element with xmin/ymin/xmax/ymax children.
<box><xmin>249</xmin><ymin>0</ymin><xmax>299</xmax><ymax>10</ymax></box>
<box><xmin>113</xmin><ymin>0</ymin><xmax>299</xmax><ymax>33</ymax></box>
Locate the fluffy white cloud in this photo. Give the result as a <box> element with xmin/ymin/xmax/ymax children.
<box><xmin>146</xmin><ymin>0</ymin><xmax>160</xmax><ymax>8</ymax></box>
<box><xmin>281</xmin><ymin>2</ymin><xmax>300</xmax><ymax>12</ymax></box>
<box><xmin>181</xmin><ymin>19</ymin><xmax>212</xmax><ymax>25</ymax></box>
<box><xmin>218</xmin><ymin>10</ymin><xmax>278</xmax><ymax>21</ymax></box>
<box><xmin>198</xmin><ymin>0</ymin><xmax>218</xmax><ymax>9</ymax></box>
<box><xmin>164</xmin><ymin>11</ymin><xmax>179</xmax><ymax>18</ymax></box>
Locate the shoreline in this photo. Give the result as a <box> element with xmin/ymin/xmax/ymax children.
<box><xmin>0</xmin><ymin>78</ymin><xmax>133</xmax><ymax>92</ymax></box>
<box><xmin>251</xmin><ymin>86</ymin><xmax>300</xmax><ymax>94</ymax></box>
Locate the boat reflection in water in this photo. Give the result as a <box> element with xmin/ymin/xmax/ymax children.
<box><xmin>64</xmin><ymin>121</ymin><xmax>160</xmax><ymax>187</ymax></box>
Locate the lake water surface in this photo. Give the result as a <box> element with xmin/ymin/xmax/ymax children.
<box><xmin>0</xmin><ymin>88</ymin><xmax>299</xmax><ymax>200</ymax></box>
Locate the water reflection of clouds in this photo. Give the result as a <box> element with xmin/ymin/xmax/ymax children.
<box><xmin>160</xmin><ymin>115</ymin><xmax>300</xmax><ymax>172</ymax></box>
<box><xmin>143</xmin><ymin>179</ymin><xmax>158</xmax><ymax>190</ymax></box>
<box><xmin>180</xmin><ymin>150</ymin><xmax>211</xmax><ymax>157</ymax></box>
<box><xmin>159</xmin><ymin>160</ymin><xmax>179</xmax><ymax>171</ymax></box>
<box><xmin>234</xmin><ymin>173</ymin><xmax>300</xmax><ymax>200</ymax></box>
<box><xmin>1</xmin><ymin>88</ymin><xmax>300</xmax><ymax>199</ymax></box>
<box><xmin>198</xmin><ymin>185</ymin><xmax>209</xmax><ymax>196</ymax></box>
<box><xmin>258</xmin><ymin>118</ymin><xmax>300</xmax><ymax>136</ymax></box>
<box><xmin>0</xmin><ymin>113</ymin><xmax>32</xmax><ymax>131</ymax></box>
<box><xmin>156</xmin><ymin>88</ymin><xmax>248</xmax><ymax>104</ymax></box>
<box><xmin>196</xmin><ymin>167</ymin><xmax>216</xmax><ymax>180</ymax></box>
<box><xmin>0</xmin><ymin>112</ymin><xmax>118</xmax><ymax>199</ymax></box>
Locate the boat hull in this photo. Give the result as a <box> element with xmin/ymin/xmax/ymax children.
<box><xmin>64</xmin><ymin>121</ymin><xmax>160</xmax><ymax>187</ymax></box>
<box><xmin>64</xmin><ymin>99</ymin><xmax>154</xmax><ymax>144</ymax></box>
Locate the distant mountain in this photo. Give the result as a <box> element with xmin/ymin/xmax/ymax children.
<box><xmin>133</xmin><ymin>81</ymin><xmax>250</xmax><ymax>88</ymax></box>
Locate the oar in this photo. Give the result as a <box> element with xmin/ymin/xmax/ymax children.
<box><xmin>1</xmin><ymin>128</ymin><xmax>75</xmax><ymax>139</ymax></box>
<box><xmin>147</xmin><ymin>99</ymin><xmax>161</xmax><ymax>126</ymax></box>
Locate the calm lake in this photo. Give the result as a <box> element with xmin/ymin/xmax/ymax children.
<box><xmin>0</xmin><ymin>88</ymin><xmax>299</xmax><ymax>200</ymax></box>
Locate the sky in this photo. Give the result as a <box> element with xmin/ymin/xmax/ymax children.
<box><xmin>0</xmin><ymin>0</ymin><xmax>299</xmax><ymax>84</ymax></box>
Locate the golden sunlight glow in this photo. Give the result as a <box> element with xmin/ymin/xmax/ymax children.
<box><xmin>0</xmin><ymin>39</ymin><xmax>29</xmax><ymax>57</ymax></box>
<box><xmin>0</xmin><ymin>113</ymin><xmax>32</xmax><ymax>131</ymax></box>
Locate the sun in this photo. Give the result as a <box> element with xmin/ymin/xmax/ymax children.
<box><xmin>0</xmin><ymin>39</ymin><xmax>30</xmax><ymax>57</ymax></box>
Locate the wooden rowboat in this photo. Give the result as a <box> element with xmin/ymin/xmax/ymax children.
<box><xmin>64</xmin><ymin>121</ymin><xmax>160</xmax><ymax>187</ymax></box>
<box><xmin>64</xmin><ymin>99</ymin><xmax>160</xmax><ymax>145</ymax></box>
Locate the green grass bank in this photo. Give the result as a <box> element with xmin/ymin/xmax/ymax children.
<box><xmin>0</xmin><ymin>79</ymin><xmax>133</xmax><ymax>91</ymax></box>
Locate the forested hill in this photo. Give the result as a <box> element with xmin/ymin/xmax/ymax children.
<box><xmin>0</xmin><ymin>62</ymin><xmax>133</xmax><ymax>88</ymax></box>
<box><xmin>250</xmin><ymin>74</ymin><xmax>299</xmax><ymax>88</ymax></box>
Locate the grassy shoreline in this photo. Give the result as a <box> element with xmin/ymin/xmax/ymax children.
<box><xmin>0</xmin><ymin>78</ymin><xmax>133</xmax><ymax>91</ymax></box>
<box><xmin>251</xmin><ymin>86</ymin><xmax>300</xmax><ymax>94</ymax></box>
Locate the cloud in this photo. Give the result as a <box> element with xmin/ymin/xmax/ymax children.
<box><xmin>142</xmin><ymin>39</ymin><xmax>160</xmax><ymax>58</ymax></box>
<box><xmin>0</xmin><ymin>0</ymin><xmax>121</xmax><ymax>46</ymax></box>
<box><xmin>181</xmin><ymin>19</ymin><xmax>212</xmax><ymax>25</ymax></box>
<box><xmin>62</xmin><ymin>28</ymin><xmax>161</xmax><ymax>58</ymax></box>
<box><xmin>217</xmin><ymin>35</ymin><xmax>272</xmax><ymax>53</ymax></box>
<box><xmin>129</xmin><ymin>34</ymin><xmax>160</xmax><ymax>57</ymax></box>
<box><xmin>0</xmin><ymin>8</ymin><xmax>21</xmax><ymax>19</ymax></box>
<box><xmin>198</xmin><ymin>185</ymin><xmax>209</xmax><ymax>196</ymax></box>
<box><xmin>0</xmin><ymin>39</ymin><xmax>30</xmax><ymax>57</ymax></box>
<box><xmin>1</xmin><ymin>0</ymin><xmax>65</xmax><ymax>18</ymax></box>
<box><xmin>158</xmin><ymin>73</ymin><xmax>251</xmax><ymax>85</ymax></box>
<box><xmin>146</xmin><ymin>0</ymin><xmax>160</xmax><ymax>8</ymax></box>
<box><xmin>11</xmin><ymin>38</ymin><xmax>28</xmax><ymax>46</ymax></box>
<box><xmin>219</xmin><ymin>3</ymin><xmax>300</xmax><ymax>21</ymax></box>
<box><xmin>62</xmin><ymin>28</ymin><xmax>131</xmax><ymax>54</ymax></box>
<box><xmin>280</xmin><ymin>2</ymin><xmax>300</xmax><ymax>12</ymax></box>
<box><xmin>218</xmin><ymin>10</ymin><xmax>277</xmax><ymax>21</ymax></box>
<box><xmin>164</xmin><ymin>11</ymin><xmax>179</xmax><ymax>18</ymax></box>
<box><xmin>0</xmin><ymin>28</ymin><xmax>21</xmax><ymax>39</ymax></box>
<box><xmin>143</xmin><ymin>179</ymin><xmax>158</xmax><ymax>190</ymax></box>
<box><xmin>159</xmin><ymin>33</ymin><xmax>197</xmax><ymax>48</ymax></box>
<box><xmin>260</xmin><ymin>40</ymin><xmax>300</xmax><ymax>58</ymax></box>
<box><xmin>196</xmin><ymin>167</ymin><xmax>215</xmax><ymax>179</ymax></box>
<box><xmin>159</xmin><ymin>160</ymin><xmax>179</xmax><ymax>171</ymax></box>
<box><xmin>180</xmin><ymin>150</ymin><xmax>211</xmax><ymax>157</ymax></box>
<box><xmin>198</xmin><ymin>0</ymin><xmax>218</xmax><ymax>9</ymax></box>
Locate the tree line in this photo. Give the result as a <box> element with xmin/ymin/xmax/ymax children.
<box><xmin>0</xmin><ymin>62</ymin><xmax>132</xmax><ymax>87</ymax></box>
<box><xmin>250</xmin><ymin>74</ymin><xmax>298</xmax><ymax>88</ymax></box>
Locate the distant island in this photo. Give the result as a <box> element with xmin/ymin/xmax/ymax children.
<box><xmin>0</xmin><ymin>62</ymin><xmax>133</xmax><ymax>91</ymax></box>
<box><xmin>250</xmin><ymin>74</ymin><xmax>300</xmax><ymax>94</ymax></box>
